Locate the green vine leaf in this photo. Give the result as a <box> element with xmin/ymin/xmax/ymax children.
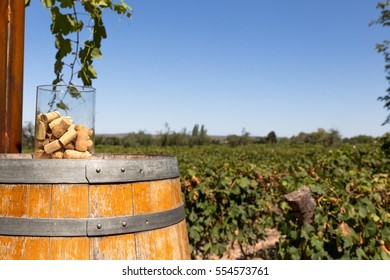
<box><xmin>87</xmin><ymin>64</ymin><xmax>97</xmax><ymax>79</ymax></box>
<box><xmin>55</xmin><ymin>34</ymin><xmax>72</xmax><ymax>59</ymax></box>
<box><xmin>42</xmin><ymin>0</ymin><xmax>55</xmax><ymax>9</ymax></box>
<box><xmin>56</xmin><ymin>101</ymin><xmax>70</xmax><ymax>111</ymax></box>
<box><xmin>68</xmin><ymin>85</ymin><xmax>82</xmax><ymax>99</ymax></box>
<box><xmin>60</xmin><ymin>0</ymin><xmax>74</xmax><ymax>9</ymax></box>
<box><xmin>91</xmin><ymin>47</ymin><xmax>102</xmax><ymax>59</ymax></box>
<box><xmin>114</xmin><ymin>1</ymin><xmax>133</xmax><ymax>17</ymax></box>
<box><xmin>92</xmin><ymin>0</ymin><xmax>111</xmax><ymax>8</ymax></box>
<box><xmin>78</xmin><ymin>67</ymin><xmax>91</xmax><ymax>86</ymax></box>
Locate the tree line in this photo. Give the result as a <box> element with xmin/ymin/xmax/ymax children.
<box><xmin>94</xmin><ymin>124</ymin><xmax>217</xmax><ymax>147</ymax></box>
<box><xmin>22</xmin><ymin>121</ymin><xmax>382</xmax><ymax>151</ymax></box>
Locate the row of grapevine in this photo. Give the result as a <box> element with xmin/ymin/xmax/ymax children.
<box><xmin>96</xmin><ymin>143</ymin><xmax>390</xmax><ymax>259</ymax></box>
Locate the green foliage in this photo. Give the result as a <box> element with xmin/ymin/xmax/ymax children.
<box><xmin>96</xmin><ymin>143</ymin><xmax>390</xmax><ymax>260</ymax></box>
<box><xmin>343</xmin><ymin>135</ymin><xmax>375</xmax><ymax>145</ymax></box>
<box><xmin>225</xmin><ymin>129</ymin><xmax>257</xmax><ymax>147</ymax></box>
<box><xmin>24</xmin><ymin>122</ymin><xmax>388</xmax><ymax>259</ymax></box>
<box><xmin>290</xmin><ymin>128</ymin><xmax>341</xmax><ymax>146</ymax></box>
<box><xmin>22</xmin><ymin>121</ymin><xmax>35</xmax><ymax>151</ymax></box>
<box><xmin>277</xmin><ymin>145</ymin><xmax>390</xmax><ymax>259</ymax></box>
<box><xmin>266</xmin><ymin>131</ymin><xmax>277</xmax><ymax>144</ymax></box>
<box><xmin>380</xmin><ymin>132</ymin><xmax>390</xmax><ymax>157</ymax></box>
<box><xmin>95</xmin><ymin>124</ymin><xmax>214</xmax><ymax>147</ymax></box>
<box><xmin>28</xmin><ymin>0</ymin><xmax>132</xmax><ymax>86</ymax></box>
<box><xmin>372</xmin><ymin>1</ymin><xmax>390</xmax><ymax>125</ymax></box>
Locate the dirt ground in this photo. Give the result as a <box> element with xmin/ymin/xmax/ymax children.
<box><xmin>196</xmin><ymin>228</ymin><xmax>280</xmax><ymax>260</ymax></box>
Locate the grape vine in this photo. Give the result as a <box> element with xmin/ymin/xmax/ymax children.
<box><xmin>25</xmin><ymin>0</ymin><xmax>132</xmax><ymax>86</ymax></box>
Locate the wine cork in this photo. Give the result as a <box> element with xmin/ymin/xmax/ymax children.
<box><xmin>35</xmin><ymin>111</ymin><xmax>94</xmax><ymax>159</ymax></box>
<box><xmin>46</xmin><ymin>133</ymin><xmax>56</xmax><ymax>142</ymax></box>
<box><xmin>75</xmin><ymin>141</ymin><xmax>88</xmax><ymax>152</ymax></box>
<box><xmin>35</xmin><ymin>121</ymin><xmax>47</xmax><ymax>140</ymax></box>
<box><xmin>44</xmin><ymin>139</ymin><xmax>62</xmax><ymax>154</ymax></box>
<box><xmin>64</xmin><ymin>142</ymin><xmax>75</xmax><ymax>150</ymax></box>
<box><xmin>41</xmin><ymin>111</ymin><xmax>60</xmax><ymax>122</ymax></box>
<box><xmin>75</xmin><ymin>124</ymin><xmax>85</xmax><ymax>131</ymax></box>
<box><xmin>59</xmin><ymin>129</ymin><xmax>77</xmax><ymax>146</ymax></box>
<box><xmin>87</xmin><ymin>139</ymin><xmax>93</xmax><ymax>150</ymax></box>
<box><xmin>51</xmin><ymin>117</ymin><xmax>73</xmax><ymax>138</ymax></box>
<box><xmin>75</xmin><ymin>125</ymin><xmax>91</xmax><ymax>152</ymax></box>
<box><xmin>34</xmin><ymin>149</ymin><xmax>51</xmax><ymax>159</ymax></box>
<box><xmin>68</xmin><ymin>124</ymin><xmax>76</xmax><ymax>131</ymax></box>
<box><xmin>64</xmin><ymin>150</ymin><xmax>92</xmax><ymax>159</ymax></box>
<box><xmin>52</xmin><ymin>149</ymin><xmax>65</xmax><ymax>159</ymax></box>
<box><xmin>49</xmin><ymin>117</ymin><xmax>63</xmax><ymax>130</ymax></box>
<box><xmin>35</xmin><ymin>139</ymin><xmax>49</xmax><ymax>150</ymax></box>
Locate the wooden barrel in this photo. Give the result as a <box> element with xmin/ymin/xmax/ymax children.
<box><xmin>0</xmin><ymin>154</ymin><xmax>190</xmax><ymax>260</ymax></box>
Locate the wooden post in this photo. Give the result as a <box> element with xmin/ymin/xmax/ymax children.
<box><xmin>284</xmin><ymin>187</ymin><xmax>316</xmax><ymax>225</ymax></box>
<box><xmin>0</xmin><ymin>0</ymin><xmax>25</xmax><ymax>153</ymax></box>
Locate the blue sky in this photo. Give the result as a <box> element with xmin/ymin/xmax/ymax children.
<box><xmin>23</xmin><ymin>0</ymin><xmax>390</xmax><ymax>137</ymax></box>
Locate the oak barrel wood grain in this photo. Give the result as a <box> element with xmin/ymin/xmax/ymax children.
<box><xmin>0</xmin><ymin>154</ymin><xmax>190</xmax><ymax>260</ymax></box>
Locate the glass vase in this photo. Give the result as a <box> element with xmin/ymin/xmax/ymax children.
<box><xmin>34</xmin><ymin>85</ymin><xmax>96</xmax><ymax>159</ymax></box>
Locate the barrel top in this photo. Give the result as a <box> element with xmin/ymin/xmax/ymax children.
<box><xmin>0</xmin><ymin>154</ymin><xmax>179</xmax><ymax>184</ymax></box>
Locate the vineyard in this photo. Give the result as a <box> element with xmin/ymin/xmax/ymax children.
<box><xmin>97</xmin><ymin>142</ymin><xmax>390</xmax><ymax>259</ymax></box>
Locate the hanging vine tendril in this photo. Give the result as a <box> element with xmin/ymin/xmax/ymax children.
<box><xmin>26</xmin><ymin>0</ymin><xmax>132</xmax><ymax>87</ymax></box>
<box><xmin>25</xmin><ymin>0</ymin><xmax>132</xmax><ymax>111</ymax></box>
<box><xmin>26</xmin><ymin>0</ymin><xmax>133</xmax><ymax>86</ymax></box>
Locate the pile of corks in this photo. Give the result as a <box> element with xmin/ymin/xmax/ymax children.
<box><xmin>35</xmin><ymin>111</ymin><xmax>93</xmax><ymax>159</ymax></box>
